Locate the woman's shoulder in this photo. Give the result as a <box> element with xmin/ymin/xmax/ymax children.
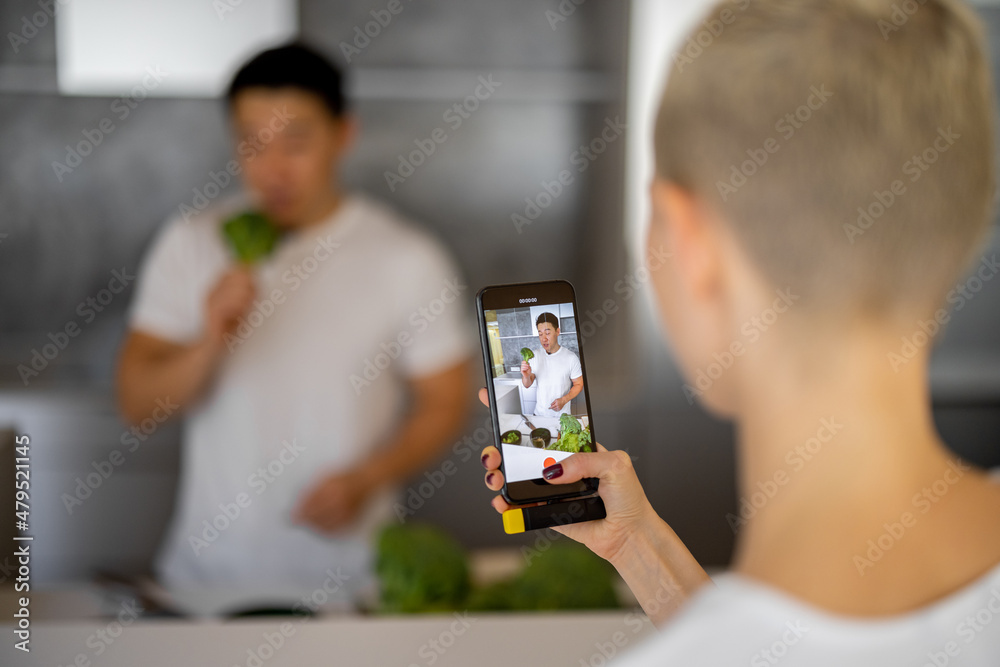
<box><xmin>613</xmin><ymin>563</ymin><xmax>1000</xmax><ymax>666</ymax></box>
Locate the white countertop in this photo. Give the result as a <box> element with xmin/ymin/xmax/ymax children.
<box><xmin>498</xmin><ymin>414</ymin><xmax>590</xmax><ymax>439</ymax></box>
<box><xmin>1</xmin><ymin>611</ymin><xmax>656</xmax><ymax>666</ymax></box>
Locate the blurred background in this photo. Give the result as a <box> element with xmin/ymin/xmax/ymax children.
<box><xmin>0</xmin><ymin>0</ymin><xmax>998</xmax><ymax>600</ymax></box>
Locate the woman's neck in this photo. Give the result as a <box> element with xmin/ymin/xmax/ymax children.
<box><xmin>729</xmin><ymin>323</ymin><xmax>1000</xmax><ymax>614</ymax></box>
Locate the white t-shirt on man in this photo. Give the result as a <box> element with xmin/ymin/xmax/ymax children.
<box><xmin>527</xmin><ymin>344</ymin><xmax>582</xmax><ymax>417</ymax></box>
<box><xmin>128</xmin><ymin>193</ymin><xmax>473</xmax><ymax>606</ymax></box>
<box><xmin>614</xmin><ymin>471</ymin><xmax>1000</xmax><ymax>666</ymax></box>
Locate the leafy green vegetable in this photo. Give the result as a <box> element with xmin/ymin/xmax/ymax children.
<box><xmin>375</xmin><ymin>524</ymin><xmax>471</xmax><ymax>613</ymax></box>
<box><xmin>376</xmin><ymin>525</ymin><xmax>620</xmax><ymax>613</ymax></box>
<box><xmin>520</xmin><ymin>347</ymin><xmax>534</xmax><ymax>362</ymax></box>
<box><xmin>467</xmin><ymin>543</ymin><xmax>620</xmax><ymax>612</ymax></box>
<box><xmin>547</xmin><ymin>414</ymin><xmax>593</xmax><ymax>453</ymax></box>
<box><xmin>222</xmin><ymin>211</ymin><xmax>280</xmax><ymax>264</ymax></box>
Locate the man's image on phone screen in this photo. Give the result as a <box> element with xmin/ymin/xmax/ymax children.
<box><xmin>482</xmin><ymin>300</ymin><xmax>594</xmax><ymax>484</ymax></box>
<box><xmin>522</xmin><ymin>312</ymin><xmax>583</xmax><ymax>418</ymax></box>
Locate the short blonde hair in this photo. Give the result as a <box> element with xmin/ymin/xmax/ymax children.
<box><xmin>656</xmin><ymin>0</ymin><xmax>995</xmax><ymax>316</ymax></box>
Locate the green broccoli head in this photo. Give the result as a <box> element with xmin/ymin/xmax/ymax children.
<box><xmin>468</xmin><ymin>543</ymin><xmax>620</xmax><ymax>612</ymax></box>
<box><xmin>222</xmin><ymin>211</ymin><xmax>279</xmax><ymax>264</ymax></box>
<box><xmin>377</xmin><ymin>524</ymin><xmax>619</xmax><ymax>614</ymax></box>
<box><xmin>559</xmin><ymin>413</ymin><xmax>582</xmax><ymax>435</ymax></box>
<box><xmin>375</xmin><ymin>523</ymin><xmax>471</xmax><ymax>613</ymax></box>
<box><xmin>513</xmin><ymin>543</ymin><xmax>620</xmax><ymax>610</ymax></box>
<box><xmin>520</xmin><ymin>347</ymin><xmax>534</xmax><ymax>362</ymax></box>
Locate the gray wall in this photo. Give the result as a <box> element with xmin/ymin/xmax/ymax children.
<box><xmin>0</xmin><ymin>0</ymin><xmax>640</xmax><ymax>582</ymax></box>
<box><xmin>495</xmin><ymin>307</ymin><xmax>580</xmax><ymax>372</ymax></box>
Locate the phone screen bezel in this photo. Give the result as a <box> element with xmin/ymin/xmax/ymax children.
<box><xmin>476</xmin><ymin>280</ymin><xmax>599</xmax><ymax>505</ymax></box>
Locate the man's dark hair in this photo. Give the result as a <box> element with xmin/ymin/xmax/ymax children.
<box><xmin>226</xmin><ymin>43</ymin><xmax>347</xmax><ymax>117</ymax></box>
<box><xmin>535</xmin><ymin>312</ymin><xmax>560</xmax><ymax>330</ymax></box>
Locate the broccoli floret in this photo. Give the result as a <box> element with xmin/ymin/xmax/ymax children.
<box><xmin>520</xmin><ymin>347</ymin><xmax>534</xmax><ymax>362</ymax></box>
<box><xmin>501</xmin><ymin>431</ymin><xmax>521</xmax><ymax>444</ymax></box>
<box><xmin>375</xmin><ymin>523</ymin><xmax>471</xmax><ymax>613</ymax></box>
<box><xmin>222</xmin><ymin>211</ymin><xmax>279</xmax><ymax>264</ymax></box>
<box><xmin>559</xmin><ymin>413</ymin><xmax>581</xmax><ymax>435</ymax></box>
<box><xmin>464</xmin><ymin>578</ymin><xmax>520</xmax><ymax>612</ymax></box>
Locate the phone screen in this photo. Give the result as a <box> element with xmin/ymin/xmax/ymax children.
<box><xmin>476</xmin><ymin>280</ymin><xmax>598</xmax><ymax>504</ymax></box>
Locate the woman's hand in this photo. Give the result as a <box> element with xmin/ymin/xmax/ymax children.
<box><xmin>478</xmin><ymin>388</ymin><xmax>656</xmax><ymax>563</ymax></box>
<box><xmin>478</xmin><ymin>387</ymin><xmax>711</xmax><ymax>626</ymax></box>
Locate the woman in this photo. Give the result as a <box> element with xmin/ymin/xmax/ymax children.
<box><xmin>481</xmin><ymin>0</ymin><xmax>1000</xmax><ymax>663</ymax></box>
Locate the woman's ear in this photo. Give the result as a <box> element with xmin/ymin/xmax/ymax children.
<box><xmin>651</xmin><ymin>179</ymin><xmax>724</xmax><ymax>304</ymax></box>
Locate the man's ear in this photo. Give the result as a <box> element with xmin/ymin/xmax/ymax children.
<box><xmin>332</xmin><ymin>114</ymin><xmax>359</xmax><ymax>154</ymax></box>
<box><xmin>651</xmin><ymin>179</ymin><xmax>723</xmax><ymax>302</ymax></box>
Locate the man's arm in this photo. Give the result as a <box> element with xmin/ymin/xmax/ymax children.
<box><xmin>116</xmin><ymin>266</ymin><xmax>255</xmax><ymax>425</ymax></box>
<box><xmin>116</xmin><ymin>331</ymin><xmax>226</xmax><ymax>425</ymax></box>
<box><xmin>357</xmin><ymin>358</ymin><xmax>472</xmax><ymax>488</ymax></box>
<box><xmin>295</xmin><ymin>358</ymin><xmax>472</xmax><ymax>532</ymax></box>
<box><xmin>551</xmin><ymin>375</ymin><xmax>583</xmax><ymax>411</ymax></box>
<box><xmin>520</xmin><ymin>360</ymin><xmax>535</xmax><ymax>388</ymax></box>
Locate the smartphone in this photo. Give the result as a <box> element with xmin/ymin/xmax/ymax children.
<box><xmin>476</xmin><ymin>280</ymin><xmax>599</xmax><ymax>505</ymax></box>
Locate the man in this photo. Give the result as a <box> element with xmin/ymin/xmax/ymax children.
<box><xmin>520</xmin><ymin>312</ymin><xmax>583</xmax><ymax>417</ymax></box>
<box><xmin>117</xmin><ymin>44</ymin><xmax>472</xmax><ymax>604</ymax></box>
<box><xmin>481</xmin><ymin>0</ymin><xmax>1000</xmax><ymax>663</ymax></box>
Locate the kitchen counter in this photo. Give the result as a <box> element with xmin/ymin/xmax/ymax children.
<box><xmin>0</xmin><ymin>549</ymin><xmax>650</xmax><ymax>665</ymax></box>
<box><xmin>2</xmin><ymin>611</ymin><xmax>656</xmax><ymax>666</ymax></box>
<box><xmin>498</xmin><ymin>413</ymin><xmax>590</xmax><ymax>441</ymax></box>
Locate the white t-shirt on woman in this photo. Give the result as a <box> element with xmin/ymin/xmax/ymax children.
<box><xmin>615</xmin><ymin>471</ymin><xmax>1000</xmax><ymax>666</ymax></box>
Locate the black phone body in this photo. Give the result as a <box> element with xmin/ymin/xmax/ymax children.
<box><xmin>476</xmin><ymin>280</ymin><xmax>599</xmax><ymax>505</ymax></box>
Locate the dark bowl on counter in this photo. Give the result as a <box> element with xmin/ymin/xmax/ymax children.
<box><xmin>529</xmin><ymin>428</ymin><xmax>551</xmax><ymax>448</ymax></box>
<box><xmin>500</xmin><ymin>430</ymin><xmax>522</xmax><ymax>445</ymax></box>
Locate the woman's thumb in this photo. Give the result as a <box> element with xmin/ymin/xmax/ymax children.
<box><xmin>544</xmin><ymin>448</ymin><xmax>632</xmax><ymax>486</ymax></box>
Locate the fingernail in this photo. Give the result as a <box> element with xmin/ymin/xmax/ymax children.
<box><xmin>481</xmin><ymin>453</ymin><xmax>490</xmax><ymax>469</ymax></box>
<box><xmin>542</xmin><ymin>463</ymin><xmax>563</xmax><ymax>480</ymax></box>
<box><xmin>486</xmin><ymin>472</ymin><xmax>496</xmax><ymax>486</ymax></box>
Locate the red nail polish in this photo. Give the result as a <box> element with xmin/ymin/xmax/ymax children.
<box><xmin>542</xmin><ymin>463</ymin><xmax>563</xmax><ymax>480</ymax></box>
<box><xmin>487</xmin><ymin>472</ymin><xmax>497</xmax><ymax>486</ymax></box>
<box><xmin>481</xmin><ymin>453</ymin><xmax>490</xmax><ymax>469</ymax></box>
